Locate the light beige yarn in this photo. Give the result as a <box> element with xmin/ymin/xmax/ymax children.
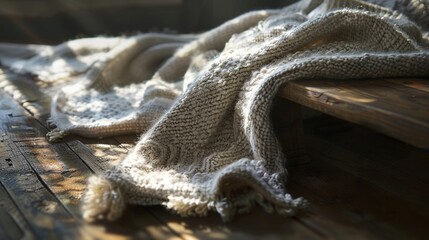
<box><xmin>1</xmin><ymin>0</ymin><xmax>429</xmax><ymax>222</ymax></box>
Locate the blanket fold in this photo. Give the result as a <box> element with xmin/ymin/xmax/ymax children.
<box><xmin>1</xmin><ymin>0</ymin><xmax>428</xmax><ymax>222</ymax></box>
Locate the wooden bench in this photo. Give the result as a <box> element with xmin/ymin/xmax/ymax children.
<box><xmin>277</xmin><ymin>78</ymin><xmax>429</xmax><ymax>159</ymax></box>
<box><xmin>2</xmin><ymin>69</ymin><xmax>429</xmax><ymax>239</ymax></box>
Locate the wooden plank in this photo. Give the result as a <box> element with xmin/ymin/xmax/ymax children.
<box><xmin>0</xmin><ymin>183</ymin><xmax>33</xmax><ymax>240</ymax></box>
<box><xmin>65</xmin><ymin>138</ymin><xmax>127</xmax><ymax>174</ymax></box>
<box><xmin>384</xmin><ymin>78</ymin><xmax>429</xmax><ymax>94</ymax></box>
<box><xmin>280</xmin><ymin>78</ymin><xmax>429</xmax><ymax>148</ymax></box>
<box><xmin>0</xmin><ymin>208</ymin><xmax>21</xmax><ymax>240</ymax></box>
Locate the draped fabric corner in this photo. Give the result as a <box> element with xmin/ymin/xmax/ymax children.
<box><xmin>1</xmin><ymin>0</ymin><xmax>428</xmax><ymax>222</ymax></box>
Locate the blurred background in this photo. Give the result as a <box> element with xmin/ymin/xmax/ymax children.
<box><xmin>0</xmin><ymin>0</ymin><xmax>297</xmax><ymax>44</ymax></box>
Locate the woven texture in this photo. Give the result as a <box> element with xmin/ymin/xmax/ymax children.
<box><xmin>1</xmin><ymin>0</ymin><xmax>429</xmax><ymax>222</ymax></box>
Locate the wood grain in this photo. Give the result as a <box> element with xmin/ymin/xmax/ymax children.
<box><xmin>280</xmin><ymin>78</ymin><xmax>429</xmax><ymax>148</ymax></box>
<box><xmin>0</xmin><ymin>93</ymin><xmax>85</xmax><ymax>239</ymax></box>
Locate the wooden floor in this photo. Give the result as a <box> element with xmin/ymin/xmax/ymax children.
<box><xmin>1</xmin><ymin>70</ymin><xmax>429</xmax><ymax>240</ymax></box>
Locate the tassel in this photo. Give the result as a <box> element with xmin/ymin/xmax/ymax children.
<box><xmin>81</xmin><ymin>176</ymin><xmax>125</xmax><ymax>222</ymax></box>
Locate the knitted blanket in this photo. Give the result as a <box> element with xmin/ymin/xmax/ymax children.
<box><xmin>1</xmin><ymin>0</ymin><xmax>429</xmax><ymax>222</ymax></box>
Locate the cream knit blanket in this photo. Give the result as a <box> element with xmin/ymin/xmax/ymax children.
<box><xmin>1</xmin><ymin>0</ymin><xmax>429</xmax><ymax>222</ymax></box>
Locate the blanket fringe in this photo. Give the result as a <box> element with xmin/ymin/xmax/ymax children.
<box><xmin>165</xmin><ymin>191</ymin><xmax>307</xmax><ymax>222</ymax></box>
<box><xmin>81</xmin><ymin>176</ymin><xmax>125</xmax><ymax>222</ymax></box>
<box><xmin>80</xmin><ymin>174</ymin><xmax>307</xmax><ymax>222</ymax></box>
<box><xmin>46</xmin><ymin>128</ymin><xmax>68</xmax><ymax>142</ymax></box>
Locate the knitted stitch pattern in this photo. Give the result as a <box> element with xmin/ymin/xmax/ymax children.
<box><xmin>1</xmin><ymin>0</ymin><xmax>429</xmax><ymax>222</ymax></box>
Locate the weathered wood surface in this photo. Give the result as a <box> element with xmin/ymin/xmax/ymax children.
<box><xmin>0</xmin><ymin>72</ymin><xmax>180</xmax><ymax>239</ymax></box>
<box><xmin>1</xmin><ymin>70</ymin><xmax>429</xmax><ymax>239</ymax></box>
<box><xmin>280</xmin><ymin>78</ymin><xmax>429</xmax><ymax>149</ymax></box>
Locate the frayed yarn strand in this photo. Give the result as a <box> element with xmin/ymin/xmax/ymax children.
<box><xmin>82</xmin><ymin>176</ymin><xmax>125</xmax><ymax>222</ymax></box>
